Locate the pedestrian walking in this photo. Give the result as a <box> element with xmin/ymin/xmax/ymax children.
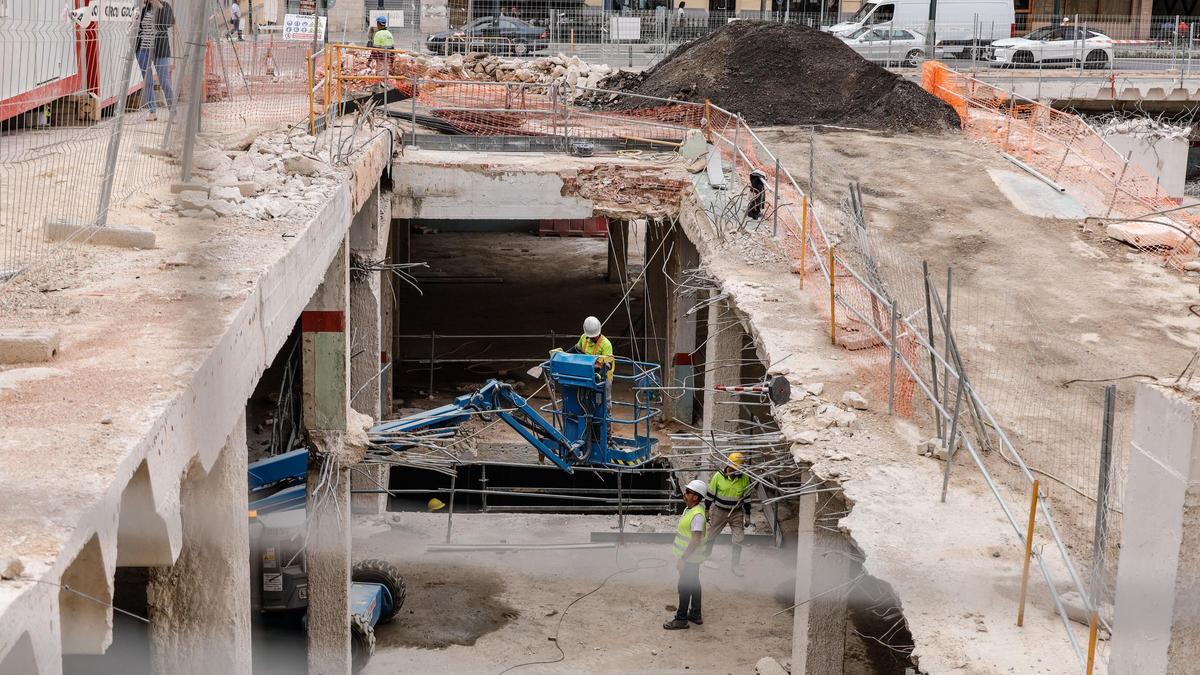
<box><xmin>230</xmin><ymin>1</ymin><xmax>243</xmax><ymax>41</ymax></box>
<box><xmin>664</xmin><ymin>479</ymin><xmax>708</xmax><ymax>630</ymax></box>
<box><xmin>135</xmin><ymin>0</ymin><xmax>176</xmax><ymax>121</ymax></box>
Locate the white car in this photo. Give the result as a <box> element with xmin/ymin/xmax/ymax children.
<box><xmin>989</xmin><ymin>26</ymin><xmax>1114</xmax><ymax>68</ymax></box>
<box><xmin>840</xmin><ymin>27</ymin><xmax>936</xmax><ymax>67</ymax></box>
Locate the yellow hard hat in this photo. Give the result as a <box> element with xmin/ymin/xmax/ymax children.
<box><xmin>427</xmin><ymin>498</ymin><xmax>446</xmax><ymax>511</ymax></box>
<box><xmin>728</xmin><ymin>452</ymin><xmax>744</xmax><ymax>467</ymax></box>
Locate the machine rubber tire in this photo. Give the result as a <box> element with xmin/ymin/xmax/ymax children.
<box><xmin>350</xmin><ymin>613</ymin><xmax>376</xmax><ymax>672</ymax></box>
<box><xmin>352</xmin><ymin>558</ymin><xmax>407</xmax><ymax>623</ymax></box>
<box><xmin>514</xmin><ymin>40</ymin><xmax>529</xmax><ymax>56</ymax></box>
<box><xmin>1084</xmin><ymin>50</ymin><xmax>1108</xmax><ymax>69</ymax></box>
<box><xmin>904</xmin><ymin>49</ymin><xmax>923</xmax><ymax>68</ymax></box>
<box><xmin>1012</xmin><ymin>50</ymin><xmax>1034</xmax><ymax>66</ymax></box>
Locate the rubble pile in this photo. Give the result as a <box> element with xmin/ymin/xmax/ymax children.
<box><xmin>320</xmin><ymin>50</ymin><xmax>623</xmax><ymax>101</ymax></box>
<box><xmin>586</xmin><ymin>21</ymin><xmax>961</xmax><ymax>131</ymax></box>
<box><xmin>167</xmin><ymin>127</ymin><xmax>342</xmax><ymax>222</ymax></box>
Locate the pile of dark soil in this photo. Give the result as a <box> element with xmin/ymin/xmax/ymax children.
<box><xmin>597</xmin><ymin>22</ymin><xmax>960</xmax><ymax>132</ymax></box>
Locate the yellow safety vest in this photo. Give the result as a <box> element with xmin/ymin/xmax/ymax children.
<box><xmin>577</xmin><ymin>334</ymin><xmax>615</xmax><ymax>382</ymax></box>
<box><xmin>372</xmin><ymin>28</ymin><xmax>395</xmax><ymax>48</ymax></box>
<box><xmin>673</xmin><ymin>504</ymin><xmax>707</xmax><ymax>563</ymax></box>
<box><xmin>707</xmin><ymin>472</ymin><xmax>751</xmax><ymax>510</ymax></box>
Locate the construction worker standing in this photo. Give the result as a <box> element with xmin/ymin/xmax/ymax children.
<box><xmin>371</xmin><ymin>15</ymin><xmax>395</xmax><ymax>72</ymax></box>
<box><xmin>705</xmin><ymin>452</ymin><xmax>752</xmax><ymax>576</ymax></box>
<box><xmin>572</xmin><ymin>316</ymin><xmax>616</xmax><ymax>389</ymax></box>
<box><xmin>664</xmin><ymin>479</ymin><xmax>708</xmax><ymax>630</ymax></box>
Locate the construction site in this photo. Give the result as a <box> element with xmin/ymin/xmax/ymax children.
<box><xmin>4</xmin><ymin>2</ymin><xmax>1200</xmax><ymax>674</ymax></box>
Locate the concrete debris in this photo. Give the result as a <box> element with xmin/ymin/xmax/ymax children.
<box><xmin>679</xmin><ymin>130</ymin><xmax>707</xmax><ymax>161</ymax></box>
<box><xmin>283</xmin><ymin>155</ymin><xmax>320</xmax><ymax>177</ymax></box>
<box><xmin>815</xmin><ymin>404</ymin><xmax>856</xmax><ymax>428</ymax></box>
<box><xmin>754</xmin><ymin>656</ymin><xmax>789</xmax><ymax>675</ymax></box>
<box><xmin>1095</xmin><ymin>116</ymin><xmax>1192</xmax><ymax>140</ymax></box>
<box><xmin>193</xmin><ymin>149</ymin><xmax>230</xmax><ymax>172</ymax></box>
<box><xmin>794</xmin><ymin>430</ymin><xmax>819</xmax><ymax>445</ymax></box>
<box><xmin>1106</xmin><ymin>219</ymin><xmax>1188</xmax><ymax>250</ymax></box>
<box><xmin>841</xmin><ymin>390</ymin><xmax>869</xmax><ymax>410</ymax></box>
<box><xmin>0</xmin><ymin>558</ymin><xmax>23</xmax><ymax>580</ymax></box>
<box><xmin>209</xmin><ymin>185</ymin><xmax>244</xmax><ymax>202</ymax></box>
<box><xmin>0</xmin><ymin>329</ymin><xmax>61</xmax><ymax>364</ymax></box>
<box><xmin>1058</xmin><ymin>590</ymin><xmax>1115</xmax><ymax>628</ymax></box>
<box><xmin>804</xmin><ymin>382</ymin><xmax>825</xmax><ymax>396</ymax></box>
<box><xmin>177</xmin><ymin>191</ymin><xmax>210</xmax><ymax>210</ymax></box>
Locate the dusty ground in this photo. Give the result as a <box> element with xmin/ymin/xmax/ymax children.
<box><xmin>353</xmin><ymin>512</ymin><xmax>794</xmax><ymax>674</ymax></box>
<box><xmin>756</xmin><ymin>126</ymin><xmax>1200</xmax><ymax>563</ymax></box>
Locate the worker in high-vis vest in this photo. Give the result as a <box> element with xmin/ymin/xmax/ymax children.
<box><xmin>571</xmin><ymin>315</ymin><xmax>616</xmax><ymax>395</ymax></box>
<box><xmin>370</xmin><ymin>15</ymin><xmax>395</xmax><ymax>72</ymax></box>
<box><xmin>664</xmin><ymin>479</ymin><xmax>708</xmax><ymax>630</ymax></box>
<box><xmin>705</xmin><ymin>451</ymin><xmax>752</xmax><ymax>576</ymax></box>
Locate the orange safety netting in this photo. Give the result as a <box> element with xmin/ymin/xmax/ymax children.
<box><xmin>922</xmin><ymin>60</ymin><xmax>1199</xmax><ymax>269</ymax></box>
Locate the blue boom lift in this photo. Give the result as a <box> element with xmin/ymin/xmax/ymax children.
<box><xmin>370</xmin><ymin>351</ymin><xmax>664</xmax><ymax>470</ymax></box>
<box><xmin>246</xmin><ymin>351</ymin><xmax>663</xmax><ymax>668</ymax></box>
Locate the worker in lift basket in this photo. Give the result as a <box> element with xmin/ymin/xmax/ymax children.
<box><xmin>664</xmin><ymin>479</ymin><xmax>709</xmax><ymax>630</ymax></box>
<box><xmin>704</xmin><ymin>451</ymin><xmax>752</xmax><ymax>576</ymax></box>
<box><xmin>569</xmin><ymin>316</ymin><xmax>616</xmax><ymax>393</ymax></box>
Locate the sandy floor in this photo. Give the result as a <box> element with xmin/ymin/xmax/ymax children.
<box><xmin>756</xmin><ymin>126</ymin><xmax>1200</xmax><ymax>564</ymax></box>
<box><xmin>353</xmin><ymin>512</ymin><xmax>795</xmax><ymax>674</ymax></box>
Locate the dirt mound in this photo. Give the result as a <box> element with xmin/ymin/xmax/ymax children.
<box><xmin>600</xmin><ymin>22</ymin><xmax>960</xmax><ymax>132</ymax></box>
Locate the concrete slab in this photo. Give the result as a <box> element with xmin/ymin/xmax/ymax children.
<box><xmin>44</xmin><ymin>219</ymin><xmax>157</xmax><ymax>250</ymax></box>
<box><xmin>988</xmin><ymin>169</ymin><xmax>1089</xmax><ymax>220</ymax></box>
<box><xmin>0</xmin><ymin>329</ymin><xmax>60</xmax><ymax>364</ymax></box>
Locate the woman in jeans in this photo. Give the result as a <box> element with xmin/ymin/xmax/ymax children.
<box><xmin>135</xmin><ymin>0</ymin><xmax>176</xmax><ymax>121</ymax></box>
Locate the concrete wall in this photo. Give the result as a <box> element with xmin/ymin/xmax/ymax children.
<box><xmin>1111</xmin><ymin>382</ymin><xmax>1200</xmax><ymax>674</ymax></box>
<box><xmin>391</xmin><ymin>163</ymin><xmax>594</xmax><ymax>221</ymax></box>
<box><xmin>1104</xmin><ymin>132</ymin><xmax>1190</xmax><ymax>199</ymax></box>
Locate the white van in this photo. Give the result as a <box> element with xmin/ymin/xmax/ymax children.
<box><xmin>828</xmin><ymin>0</ymin><xmax>1015</xmax><ymax>56</ymax></box>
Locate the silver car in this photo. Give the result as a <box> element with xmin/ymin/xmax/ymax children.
<box><xmin>840</xmin><ymin>27</ymin><xmax>936</xmax><ymax>67</ymax></box>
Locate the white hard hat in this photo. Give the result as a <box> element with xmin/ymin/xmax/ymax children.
<box><xmin>583</xmin><ymin>316</ymin><xmax>602</xmax><ymax>338</ymax></box>
<box><xmin>685</xmin><ymin>479</ymin><xmax>707</xmax><ymax>497</ymax></box>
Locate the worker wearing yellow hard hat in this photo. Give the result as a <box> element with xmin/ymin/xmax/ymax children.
<box><xmin>704</xmin><ymin>451</ymin><xmax>752</xmax><ymax>576</ymax></box>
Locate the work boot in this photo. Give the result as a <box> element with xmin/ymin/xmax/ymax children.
<box><xmin>731</xmin><ymin>545</ymin><xmax>744</xmax><ymax>576</ymax></box>
<box><xmin>687</xmin><ymin>611</ymin><xmax>703</xmax><ymax>625</ymax></box>
<box><xmin>663</xmin><ymin>618</ymin><xmax>690</xmax><ymax>630</ymax></box>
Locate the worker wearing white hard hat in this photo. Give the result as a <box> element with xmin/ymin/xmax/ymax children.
<box><xmin>570</xmin><ymin>316</ymin><xmax>616</xmax><ymax>386</ymax></box>
<box><xmin>664</xmin><ymin>479</ymin><xmax>708</xmax><ymax>630</ymax></box>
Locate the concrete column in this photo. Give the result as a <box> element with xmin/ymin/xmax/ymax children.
<box><xmin>671</xmin><ymin>232</ymin><xmax>700</xmax><ymax>424</ymax></box>
<box><xmin>791</xmin><ymin>477</ymin><xmax>849</xmax><ymax>674</ymax></box>
<box><xmin>302</xmin><ymin>239</ymin><xmax>353</xmax><ymax>675</ymax></box>
<box><xmin>350</xmin><ymin>187</ymin><xmax>390</xmax><ymax>516</ymax></box>
<box><xmin>1111</xmin><ymin>382</ymin><xmax>1200</xmax><ymax>674</ymax></box>
<box><xmin>379</xmin><ymin>193</ymin><xmax>395</xmax><ymax>418</ymax></box>
<box><xmin>702</xmin><ymin>298</ymin><xmax>744</xmax><ymax>434</ymax></box>
<box><xmin>148</xmin><ymin>416</ymin><xmax>250</xmax><ymax>674</ymax></box>
<box><xmin>643</xmin><ymin>219</ymin><xmax>676</xmax><ymax>376</ymax></box>
<box><xmin>606</xmin><ymin>219</ymin><xmax>629</xmax><ymax>284</ymax></box>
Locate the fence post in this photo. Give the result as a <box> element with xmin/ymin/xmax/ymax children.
<box><xmin>828</xmin><ymin>246</ymin><xmax>837</xmax><ymax>346</ymax></box>
<box><xmin>772</xmin><ymin>157</ymin><xmax>780</xmax><ymax>237</ymax></box>
<box><xmin>1086</xmin><ymin>384</ymin><xmax>1117</xmax><ymax>675</ymax></box>
<box><xmin>1016</xmin><ymin>479</ymin><xmax>1041</xmax><ymax>626</ymax></box>
<box><xmin>411</xmin><ymin>77</ymin><xmax>419</xmax><ymax>148</ymax></box>
<box><xmin>940</xmin><ymin>371</ymin><xmax>966</xmax><ymax>503</ymax></box>
<box><xmin>923</xmin><ymin>261</ymin><xmax>942</xmax><ymax>441</ymax></box>
<box><xmin>95</xmin><ymin>14</ymin><xmax>142</xmax><ymax>228</ymax></box>
<box><xmin>888</xmin><ymin>300</ymin><xmax>898</xmax><ymax>416</ymax></box>
<box><xmin>799</xmin><ymin>196</ymin><xmax>809</xmax><ymax>288</ymax></box>
<box><xmin>1106</xmin><ymin>151</ymin><xmax>1132</xmax><ymax>218</ymax></box>
<box><xmin>180</xmin><ymin>3</ymin><xmax>211</xmax><ymax>181</ymax></box>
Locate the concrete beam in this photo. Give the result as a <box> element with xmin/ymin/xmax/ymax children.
<box><xmin>391</xmin><ymin>164</ymin><xmax>593</xmax><ymax>221</ymax></box>
<box><xmin>1111</xmin><ymin>382</ymin><xmax>1200</xmax><ymax>674</ymax></box>
<box><xmin>45</xmin><ymin>220</ymin><xmax>155</xmax><ymax>250</ymax></box>
<box><xmin>606</xmin><ymin>220</ymin><xmax>629</xmax><ymax>284</ymax></box>
<box><xmin>148</xmin><ymin>417</ymin><xmax>251</xmax><ymax>673</ymax></box>
<box><xmin>303</xmin><ymin>239</ymin><xmax>353</xmax><ymax>675</ymax></box>
<box><xmin>671</xmin><ymin>233</ymin><xmax>700</xmax><ymax>424</ymax></box>
<box><xmin>792</xmin><ymin>476</ymin><xmax>850</xmax><ymax>673</ymax></box>
<box><xmin>0</xmin><ymin>329</ymin><xmax>60</xmax><ymax>365</ymax></box>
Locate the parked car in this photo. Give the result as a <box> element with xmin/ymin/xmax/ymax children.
<box><xmin>840</xmin><ymin>27</ymin><xmax>937</xmax><ymax>66</ymax></box>
<box><xmin>989</xmin><ymin>26</ymin><xmax>1114</xmax><ymax>68</ymax></box>
<box><xmin>426</xmin><ymin>16</ymin><xmax>549</xmax><ymax>56</ymax></box>
<box><xmin>827</xmin><ymin>0</ymin><xmax>1014</xmax><ymax>57</ymax></box>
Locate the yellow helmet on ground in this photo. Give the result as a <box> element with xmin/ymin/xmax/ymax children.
<box><xmin>728</xmin><ymin>452</ymin><xmax>745</xmax><ymax>467</ymax></box>
<box><xmin>428</xmin><ymin>498</ymin><xmax>446</xmax><ymax>511</ymax></box>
